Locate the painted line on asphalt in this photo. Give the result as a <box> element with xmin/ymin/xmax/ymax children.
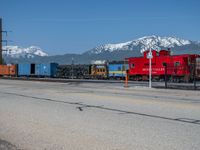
<box><xmin>1</xmin><ymin>91</ymin><xmax>200</xmax><ymax>126</ymax></box>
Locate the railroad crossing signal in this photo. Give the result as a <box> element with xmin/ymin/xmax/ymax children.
<box><xmin>147</xmin><ymin>51</ymin><xmax>153</xmax><ymax>59</ymax></box>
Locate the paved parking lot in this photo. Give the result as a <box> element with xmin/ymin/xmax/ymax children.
<box><xmin>0</xmin><ymin>79</ymin><xmax>200</xmax><ymax>150</ymax></box>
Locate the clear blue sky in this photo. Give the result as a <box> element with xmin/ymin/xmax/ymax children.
<box><xmin>1</xmin><ymin>0</ymin><xmax>200</xmax><ymax>55</ymax></box>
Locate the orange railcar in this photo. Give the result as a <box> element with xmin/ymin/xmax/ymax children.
<box><xmin>0</xmin><ymin>65</ymin><xmax>17</xmax><ymax>76</ymax></box>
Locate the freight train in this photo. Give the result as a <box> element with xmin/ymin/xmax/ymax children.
<box><xmin>0</xmin><ymin>49</ymin><xmax>200</xmax><ymax>82</ymax></box>
<box><xmin>0</xmin><ymin>61</ymin><xmax>128</xmax><ymax>79</ymax></box>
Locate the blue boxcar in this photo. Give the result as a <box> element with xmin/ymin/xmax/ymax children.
<box><xmin>35</xmin><ymin>63</ymin><xmax>58</xmax><ymax>77</ymax></box>
<box><xmin>18</xmin><ymin>63</ymin><xmax>58</xmax><ymax>77</ymax></box>
<box><xmin>109</xmin><ymin>63</ymin><xmax>128</xmax><ymax>79</ymax></box>
<box><xmin>18</xmin><ymin>63</ymin><xmax>31</xmax><ymax>76</ymax></box>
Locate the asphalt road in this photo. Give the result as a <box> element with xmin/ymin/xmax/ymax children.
<box><xmin>0</xmin><ymin>79</ymin><xmax>200</xmax><ymax>150</ymax></box>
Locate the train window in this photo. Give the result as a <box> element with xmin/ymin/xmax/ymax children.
<box><xmin>118</xmin><ymin>66</ymin><xmax>121</xmax><ymax>71</ymax></box>
<box><xmin>162</xmin><ymin>62</ymin><xmax>167</xmax><ymax>66</ymax></box>
<box><xmin>174</xmin><ymin>62</ymin><xmax>180</xmax><ymax>66</ymax></box>
<box><xmin>131</xmin><ymin>64</ymin><xmax>135</xmax><ymax>68</ymax></box>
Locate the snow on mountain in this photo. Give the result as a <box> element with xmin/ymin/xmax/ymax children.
<box><xmin>3</xmin><ymin>46</ymin><xmax>48</xmax><ymax>58</ymax></box>
<box><xmin>87</xmin><ymin>35</ymin><xmax>192</xmax><ymax>54</ymax></box>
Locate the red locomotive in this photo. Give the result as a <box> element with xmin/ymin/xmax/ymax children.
<box><xmin>127</xmin><ymin>49</ymin><xmax>200</xmax><ymax>82</ymax></box>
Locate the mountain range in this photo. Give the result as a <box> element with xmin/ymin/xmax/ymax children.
<box><xmin>3</xmin><ymin>46</ymin><xmax>48</xmax><ymax>58</ymax></box>
<box><xmin>3</xmin><ymin>35</ymin><xmax>200</xmax><ymax>64</ymax></box>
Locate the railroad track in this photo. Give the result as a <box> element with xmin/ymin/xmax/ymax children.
<box><xmin>0</xmin><ymin>77</ymin><xmax>199</xmax><ymax>90</ymax></box>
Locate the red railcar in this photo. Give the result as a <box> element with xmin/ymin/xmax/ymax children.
<box><xmin>127</xmin><ymin>50</ymin><xmax>200</xmax><ymax>82</ymax></box>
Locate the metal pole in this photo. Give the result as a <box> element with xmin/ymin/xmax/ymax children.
<box><xmin>194</xmin><ymin>62</ymin><xmax>196</xmax><ymax>90</ymax></box>
<box><xmin>165</xmin><ymin>64</ymin><xmax>167</xmax><ymax>88</ymax></box>
<box><xmin>72</xmin><ymin>57</ymin><xmax>74</xmax><ymax>79</ymax></box>
<box><xmin>124</xmin><ymin>70</ymin><xmax>129</xmax><ymax>88</ymax></box>
<box><xmin>149</xmin><ymin>48</ymin><xmax>152</xmax><ymax>88</ymax></box>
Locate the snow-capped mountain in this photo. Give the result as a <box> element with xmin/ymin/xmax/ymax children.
<box><xmin>3</xmin><ymin>46</ymin><xmax>48</xmax><ymax>58</ymax></box>
<box><xmin>3</xmin><ymin>35</ymin><xmax>200</xmax><ymax>64</ymax></box>
<box><xmin>86</xmin><ymin>35</ymin><xmax>195</xmax><ymax>54</ymax></box>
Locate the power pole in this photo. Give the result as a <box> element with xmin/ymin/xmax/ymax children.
<box><xmin>0</xmin><ymin>18</ymin><xmax>2</xmax><ymax>64</ymax></box>
<box><xmin>0</xmin><ymin>18</ymin><xmax>9</xmax><ymax>65</ymax></box>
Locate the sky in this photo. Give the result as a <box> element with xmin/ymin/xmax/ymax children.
<box><xmin>1</xmin><ymin>0</ymin><xmax>200</xmax><ymax>55</ymax></box>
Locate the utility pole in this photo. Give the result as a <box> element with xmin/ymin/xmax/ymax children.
<box><xmin>0</xmin><ymin>18</ymin><xmax>9</xmax><ymax>65</ymax></box>
<box><xmin>0</xmin><ymin>18</ymin><xmax>2</xmax><ymax>64</ymax></box>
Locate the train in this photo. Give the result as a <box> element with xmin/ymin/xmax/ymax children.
<box><xmin>127</xmin><ymin>50</ymin><xmax>200</xmax><ymax>82</ymax></box>
<box><xmin>0</xmin><ymin>61</ymin><xmax>128</xmax><ymax>79</ymax></box>
<box><xmin>0</xmin><ymin>49</ymin><xmax>200</xmax><ymax>82</ymax></box>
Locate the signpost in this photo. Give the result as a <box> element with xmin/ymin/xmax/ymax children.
<box><xmin>147</xmin><ymin>49</ymin><xmax>153</xmax><ymax>88</ymax></box>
